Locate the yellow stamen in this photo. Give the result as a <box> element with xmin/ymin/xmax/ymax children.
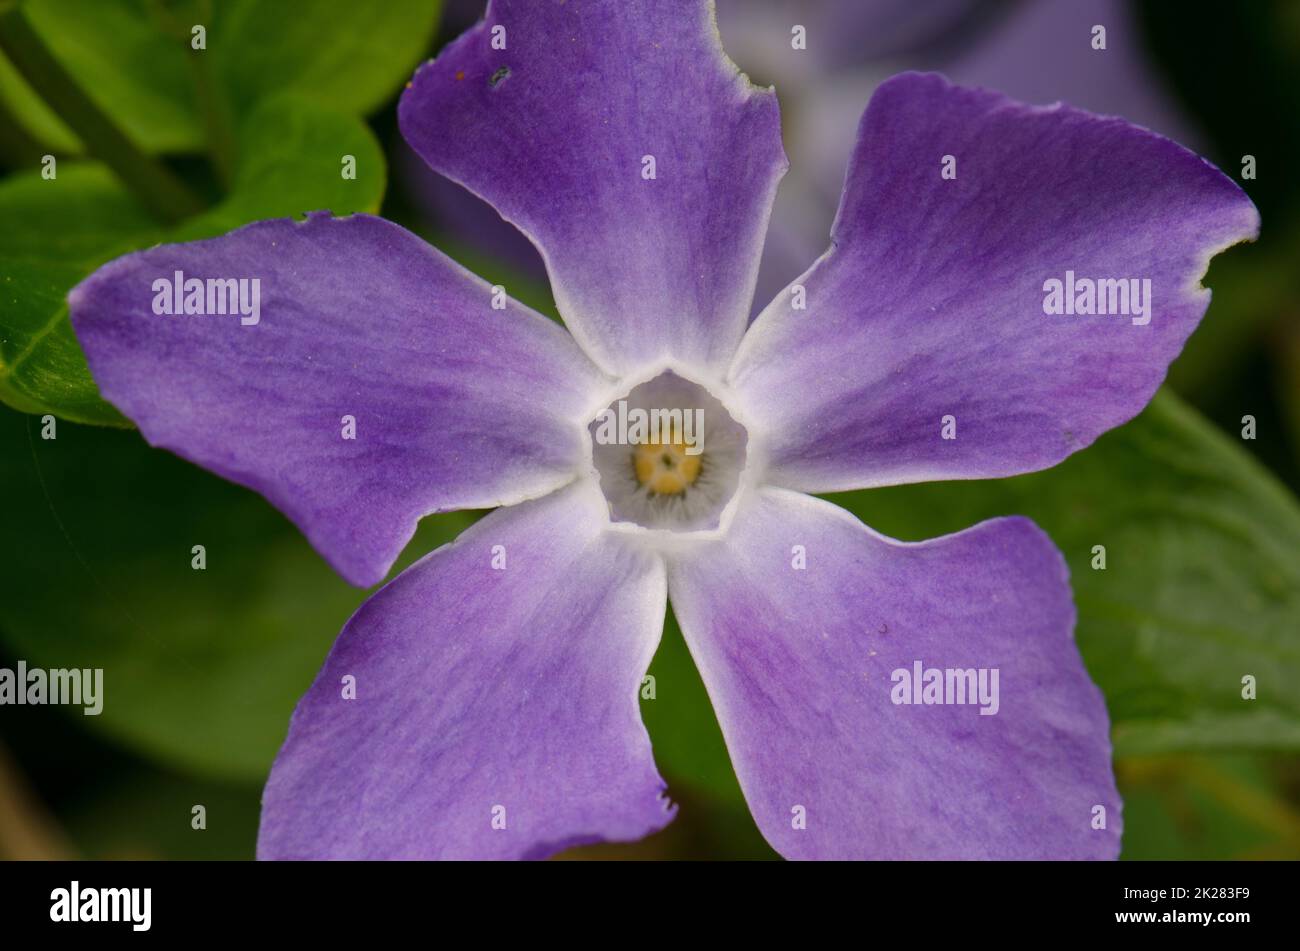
<box><xmin>633</xmin><ymin>432</ymin><xmax>701</xmax><ymax>496</ymax></box>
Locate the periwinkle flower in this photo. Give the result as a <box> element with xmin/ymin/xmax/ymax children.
<box><xmin>68</xmin><ymin>0</ymin><xmax>1257</xmax><ymax>860</ymax></box>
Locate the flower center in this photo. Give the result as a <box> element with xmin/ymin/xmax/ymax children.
<box><xmin>632</xmin><ymin>429</ymin><xmax>702</xmax><ymax>495</ymax></box>
<box><xmin>589</xmin><ymin>370</ymin><xmax>747</xmax><ymax>533</ymax></box>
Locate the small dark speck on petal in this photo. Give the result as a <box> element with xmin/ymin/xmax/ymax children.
<box><xmin>489</xmin><ymin>65</ymin><xmax>511</xmax><ymax>89</ymax></box>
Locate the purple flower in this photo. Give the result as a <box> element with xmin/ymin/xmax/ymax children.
<box><xmin>67</xmin><ymin>0</ymin><xmax>1257</xmax><ymax>860</ymax></box>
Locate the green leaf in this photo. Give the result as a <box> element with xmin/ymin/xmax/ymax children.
<box><xmin>0</xmin><ymin>99</ymin><xmax>385</xmax><ymax>423</ymax></box>
<box><xmin>826</xmin><ymin>390</ymin><xmax>1300</xmax><ymax>755</ymax></box>
<box><xmin>21</xmin><ymin>0</ymin><xmax>203</xmax><ymax>153</ymax></box>
<box><xmin>0</xmin><ymin>163</ymin><xmax>160</xmax><ymax>425</ymax></box>
<box><xmin>175</xmin><ymin>96</ymin><xmax>386</xmax><ymax>239</ymax></box>
<box><xmin>210</xmin><ymin>0</ymin><xmax>444</xmax><ymax>119</ymax></box>
<box><xmin>0</xmin><ymin>405</ymin><xmax>475</xmax><ymax>781</ymax></box>
<box><xmin>3</xmin><ymin>0</ymin><xmax>441</xmax><ymax>156</ymax></box>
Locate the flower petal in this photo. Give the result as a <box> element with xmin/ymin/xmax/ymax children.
<box><xmin>70</xmin><ymin>213</ymin><xmax>606</xmax><ymax>587</ymax></box>
<box><xmin>258</xmin><ymin>480</ymin><xmax>674</xmax><ymax>859</ymax></box>
<box><xmin>668</xmin><ymin>487</ymin><xmax>1121</xmax><ymax>859</ymax></box>
<box><xmin>399</xmin><ymin>0</ymin><xmax>787</xmax><ymax>375</ymax></box>
<box><xmin>730</xmin><ymin>72</ymin><xmax>1259</xmax><ymax>493</ymax></box>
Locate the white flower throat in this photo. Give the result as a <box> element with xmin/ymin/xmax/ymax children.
<box><xmin>588</xmin><ymin>370</ymin><xmax>747</xmax><ymax>533</ymax></box>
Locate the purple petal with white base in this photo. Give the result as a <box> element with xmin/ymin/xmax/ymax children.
<box><xmin>258</xmin><ymin>481</ymin><xmax>674</xmax><ymax>859</ymax></box>
<box><xmin>731</xmin><ymin>72</ymin><xmax>1260</xmax><ymax>493</ymax></box>
<box><xmin>399</xmin><ymin>0</ymin><xmax>787</xmax><ymax>375</ymax></box>
<box><xmin>668</xmin><ymin>487</ymin><xmax>1120</xmax><ymax>860</ymax></box>
<box><xmin>70</xmin><ymin>213</ymin><xmax>606</xmax><ymax>587</ymax></box>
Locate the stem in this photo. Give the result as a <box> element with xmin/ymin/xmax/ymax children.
<box><xmin>0</xmin><ymin>1</ymin><xmax>202</xmax><ymax>223</ymax></box>
<box><xmin>0</xmin><ymin>90</ymin><xmax>45</xmax><ymax>167</ymax></box>
<box><xmin>187</xmin><ymin>49</ymin><xmax>237</xmax><ymax>188</ymax></box>
<box><xmin>146</xmin><ymin>0</ymin><xmax>236</xmax><ymax>188</ymax></box>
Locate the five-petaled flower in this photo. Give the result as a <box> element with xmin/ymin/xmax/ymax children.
<box><xmin>68</xmin><ymin>0</ymin><xmax>1258</xmax><ymax>860</ymax></box>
